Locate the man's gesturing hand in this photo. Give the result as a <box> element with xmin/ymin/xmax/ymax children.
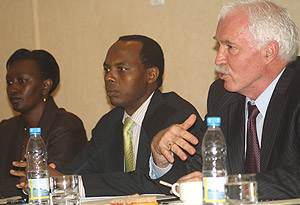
<box><xmin>151</xmin><ymin>114</ymin><xmax>199</xmax><ymax>168</ymax></box>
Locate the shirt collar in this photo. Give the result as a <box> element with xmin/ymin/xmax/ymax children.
<box><xmin>246</xmin><ymin>68</ymin><xmax>285</xmax><ymax>117</ymax></box>
<box><xmin>122</xmin><ymin>91</ymin><xmax>155</xmax><ymax>126</ymax></box>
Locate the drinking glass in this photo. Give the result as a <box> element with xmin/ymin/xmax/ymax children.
<box><xmin>50</xmin><ymin>175</ymin><xmax>80</xmax><ymax>205</ymax></box>
<box><xmin>225</xmin><ymin>174</ymin><xmax>257</xmax><ymax>205</ymax></box>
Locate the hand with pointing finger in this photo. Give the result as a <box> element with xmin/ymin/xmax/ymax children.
<box><xmin>151</xmin><ymin>114</ymin><xmax>199</xmax><ymax>168</ymax></box>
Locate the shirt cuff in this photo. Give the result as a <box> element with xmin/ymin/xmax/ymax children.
<box><xmin>149</xmin><ymin>153</ymin><xmax>173</xmax><ymax>179</ymax></box>
<box><xmin>22</xmin><ymin>189</ymin><xmax>28</xmax><ymax>195</ymax></box>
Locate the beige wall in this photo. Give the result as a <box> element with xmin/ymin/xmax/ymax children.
<box><xmin>1</xmin><ymin>0</ymin><xmax>299</xmax><ymax>139</ymax></box>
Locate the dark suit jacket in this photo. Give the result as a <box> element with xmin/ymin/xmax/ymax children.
<box><xmin>187</xmin><ymin>57</ymin><xmax>300</xmax><ymax>200</ymax></box>
<box><xmin>62</xmin><ymin>89</ymin><xmax>204</xmax><ymax>196</ymax></box>
<box><xmin>0</xmin><ymin>97</ymin><xmax>87</xmax><ymax>197</ymax></box>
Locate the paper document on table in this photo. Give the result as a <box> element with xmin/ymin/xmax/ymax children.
<box><xmin>81</xmin><ymin>196</ymin><xmax>123</xmax><ymax>205</ymax></box>
<box><xmin>143</xmin><ymin>194</ymin><xmax>176</xmax><ymax>201</ymax></box>
<box><xmin>80</xmin><ymin>194</ymin><xmax>177</xmax><ymax>204</ymax></box>
<box><xmin>81</xmin><ymin>196</ymin><xmax>123</xmax><ymax>202</ymax></box>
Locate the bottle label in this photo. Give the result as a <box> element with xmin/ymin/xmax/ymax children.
<box><xmin>203</xmin><ymin>176</ymin><xmax>227</xmax><ymax>203</ymax></box>
<box><xmin>28</xmin><ymin>178</ymin><xmax>50</xmax><ymax>200</ymax></box>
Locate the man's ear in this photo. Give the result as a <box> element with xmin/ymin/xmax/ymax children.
<box><xmin>42</xmin><ymin>79</ymin><xmax>53</xmax><ymax>96</ymax></box>
<box><xmin>261</xmin><ymin>40</ymin><xmax>279</xmax><ymax>64</ymax></box>
<box><xmin>147</xmin><ymin>67</ymin><xmax>159</xmax><ymax>84</ymax></box>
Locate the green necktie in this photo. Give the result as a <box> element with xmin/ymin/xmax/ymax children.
<box><xmin>123</xmin><ymin>117</ymin><xmax>135</xmax><ymax>172</ymax></box>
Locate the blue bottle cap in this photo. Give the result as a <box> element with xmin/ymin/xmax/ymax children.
<box><xmin>207</xmin><ymin>117</ymin><xmax>221</xmax><ymax>126</ymax></box>
<box><xmin>29</xmin><ymin>127</ymin><xmax>41</xmax><ymax>135</ymax></box>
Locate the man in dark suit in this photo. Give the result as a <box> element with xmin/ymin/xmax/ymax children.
<box><xmin>150</xmin><ymin>0</ymin><xmax>300</xmax><ymax>201</ymax></box>
<box><xmin>13</xmin><ymin>35</ymin><xmax>203</xmax><ymax>196</ymax></box>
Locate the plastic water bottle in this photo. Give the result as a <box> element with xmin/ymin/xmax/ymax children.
<box><xmin>202</xmin><ymin>117</ymin><xmax>227</xmax><ymax>205</ymax></box>
<box><xmin>26</xmin><ymin>127</ymin><xmax>50</xmax><ymax>204</ymax></box>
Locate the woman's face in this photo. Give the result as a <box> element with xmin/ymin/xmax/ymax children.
<box><xmin>6</xmin><ymin>59</ymin><xmax>48</xmax><ymax>114</ymax></box>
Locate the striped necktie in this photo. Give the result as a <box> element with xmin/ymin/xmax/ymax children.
<box><xmin>123</xmin><ymin>117</ymin><xmax>135</xmax><ymax>172</ymax></box>
<box><xmin>244</xmin><ymin>102</ymin><xmax>260</xmax><ymax>173</ymax></box>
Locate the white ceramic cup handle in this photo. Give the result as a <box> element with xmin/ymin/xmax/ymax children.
<box><xmin>172</xmin><ymin>183</ymin><xmax>180</xmax><ymax>197</ymax></box>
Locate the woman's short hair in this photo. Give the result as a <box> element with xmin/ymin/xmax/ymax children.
<box><xmin>6</xmin><ymin>48</ymin><xmax>60</xmax><ymax>94</ymax></box>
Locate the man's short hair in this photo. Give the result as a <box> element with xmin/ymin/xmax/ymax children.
<box><xmin>218</xmin><ymin>0</ymin><xmax>299</xmax><ymax>62</ymax></box>
<box><xmin>118</xmin><ymin>35</ymin><xmax>164</xmax><ymax>88</ymax></box>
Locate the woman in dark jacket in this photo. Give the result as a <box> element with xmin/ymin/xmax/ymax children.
<box><xmin>0</xmin><ymin>49</ymin><xmax>87</xmax><ymax>197</ymax></box>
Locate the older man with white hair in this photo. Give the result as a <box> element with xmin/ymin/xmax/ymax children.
<box><xmin>150</xmin><ymin>0</ymin><xmax>300</xmax><ymax>201</ymax></box>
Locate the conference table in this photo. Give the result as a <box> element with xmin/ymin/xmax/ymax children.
<box><xmin>2</xmin><ymin>195</ymin><xmax>300</xmax><ymax>204</ymax></box>
<box><xmin>81</xmin><ymin>198</ymin><xmax>300</xmax><ymax>204</ymax></box>
<box><xmin>79</xmin><ymin>195</ymin><xmax>300</xmax><ymax>205</ymax></box>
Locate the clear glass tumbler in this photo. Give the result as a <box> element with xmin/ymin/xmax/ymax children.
<box><xmin>50</xmin><ymin>175</ymin><xmax>80</xmax><ymax>205</ymax></box>
<box><xmin>225</xmin><ymin>174</ymin><xmax>257</xmax><ymax>205</ymax></box>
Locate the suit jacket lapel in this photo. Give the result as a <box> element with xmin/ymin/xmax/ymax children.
<box><xmin>113</xmin><ymin>121</ymin><xmax>124</xmax><ymax>171</ymax></box>
<box><xmin>136</xmin><ymin>90</ymin><xmax>163</xmax><ymax>168</ymax></box>
<box><xmin>227</xmin><ymin>95</ymin><xmax>246</xmax><ymax>174</ymax></box>
<box><xmin>38</xmin><ymin>96</ymin><xmax>58</xmax><ymax>145</ymax></box>
<box><xmin>260</xmin><ymin>62</ymin><xmax>295</xmax><ymax>171</ymax></box>
<box><xmin>136</xmin><ymin>127</ymin><xmax>150</xmax><ymax>168</ymax></box>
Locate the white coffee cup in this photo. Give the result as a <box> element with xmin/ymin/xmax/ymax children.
<box><xmin>172</xmin><ymin>181</ymin><xmax>203</xmax><ymax>204</ymax></box>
